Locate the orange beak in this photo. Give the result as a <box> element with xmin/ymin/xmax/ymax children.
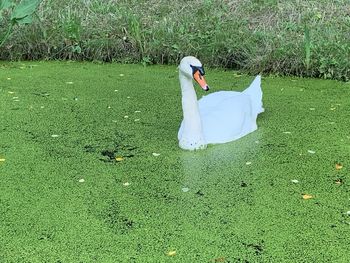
<box><xmin>193</xmin><ymin>71</ymin><xmax>209</xmax><ymax>91</ymax></box>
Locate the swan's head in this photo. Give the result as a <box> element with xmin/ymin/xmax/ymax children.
<box><xmin>179</xmin><ymin>56</ymin><xmax>209</xmax><ymax>91</ymax></box>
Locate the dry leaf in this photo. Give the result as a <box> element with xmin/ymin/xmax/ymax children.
<box><xmin>335</xmin><ymin>179</ymin><xmax>342</xmax><ymax>185</ymax></box>
<box><xmin>335</xmin><ymin>163</ymin><xmax>343</xmax><ymax>170</ymax></box>
<box><xmin>302</xmin><ymin>194</ymin><xmax>313</xmax><ymax>200</ymax></box>
<box><xmin>115</xmin><ymin>157</ymin><xmax>124</xmax><ymax>162</ymax></box>
<box><xmin>166</xmin><ymin>250</ymin><xmax>176</xmax><ymax>256</ymax></box>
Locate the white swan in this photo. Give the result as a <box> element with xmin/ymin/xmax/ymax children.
<box><xmin>178</xmin><ymin>56</ymin><xmax>264</xmax><ymax>150</ymax></box>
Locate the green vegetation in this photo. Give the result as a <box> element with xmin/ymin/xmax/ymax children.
<box><xmin>0</xmin><ymin>0</ymin><xmax>349</xmax><ymax>81</ymax></box>
<box><xmin>0</xmin><ymin>0</ymin><xmax>41</xmax><ymax>47</ymax></box>
<box><xmin>1</xmin><ymin>62</ymin><xmax>349</xmax><ymax>262</ymax></box>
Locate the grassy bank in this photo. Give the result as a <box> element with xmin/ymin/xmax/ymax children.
<box><xmin>0</xmin><ymin>61</ymin><xmax>350</xmax><ymax>262</ymax></box>
<box><xmin>0</xmin><ymin>0</ymin><xmax>349</xmax><ymax>81</ymax></box>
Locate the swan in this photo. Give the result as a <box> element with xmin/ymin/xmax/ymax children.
<box><xmin>178</xmin><ymin>56</ymin><xmax>264</xmax><ymax>150</ymax></box>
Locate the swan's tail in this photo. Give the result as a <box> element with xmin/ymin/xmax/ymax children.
<box><xmin>243</xmin><ymin>75</ymin><xmax>264</xmax><ymax>115</ymax></box>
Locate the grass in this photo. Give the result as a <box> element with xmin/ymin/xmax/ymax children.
<box><xmin>0</xmin><ymin>61</ymin><xmax>350</xmax><ymax>262</ymax></box>
<box><xmin>1</xmin><ymin>0</ymin><xmax>349</xmax><ymax>81</ymax></box>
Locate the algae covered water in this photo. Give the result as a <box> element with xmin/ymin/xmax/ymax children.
<box><xmin>0</xmin><ymin>61</ymin><xmax>349</xmax><ymax>262</ymax></box>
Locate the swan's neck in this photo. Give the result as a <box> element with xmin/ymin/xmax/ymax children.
<box><xmin>179</xmin><ymin>72</ymin><xmax>206</xmax><ymax>150</ymax></box>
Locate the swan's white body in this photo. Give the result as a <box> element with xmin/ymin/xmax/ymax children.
<box><xmin>178</xmin><ymin>56</ymin><xmax>264</xmax><ymax>150</ymax></box>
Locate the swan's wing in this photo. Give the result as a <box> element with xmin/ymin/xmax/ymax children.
<box><xmin>198</xmin><ymin>91</ymin><xmax>241</xmax><ymax>109</ymax></box>
<box><xmin>199</xmin><ymin>93</ymin><xmax>253</xmax><ymax>143</ymax></box>
<box><xmin>242</xmin><ymin>75</ymin><xmax>264</xmax><ymax>114</ymax></box>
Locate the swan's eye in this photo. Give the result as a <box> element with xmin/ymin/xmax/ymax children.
<box><xmin>190</xmin><ymin>65</ymin><xmax>205</xmax><ymax>76</ymax></box>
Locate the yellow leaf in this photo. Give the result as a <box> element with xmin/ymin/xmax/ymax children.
<box><xmin>302</xmin><ymin>194</ymin><xmax>313</xmax><ymax>200</ymax></box>
<box><xmin>335</xmin><ymin>163</ymin><xmax>343</xmax><ymax>170</ymax></box>
<box><xmin>166</xmin><ymin>250</ymin><xmax>176</xmax><ymax>256</ymax></box>
<box><xmin>0</xmin><ymin>158</ymin><xmax>5</xmax><ymax>162</ymax></box>
<box><xmin>115</xmin><ymin>157</ymin><xmax>124</xmax><ymax>162</ymax></box>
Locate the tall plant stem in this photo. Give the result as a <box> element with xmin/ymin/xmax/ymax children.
<box><xmin>0</xmin><ymin>23</ymin><xmax>14</xmax><ymax>48</ymax></box>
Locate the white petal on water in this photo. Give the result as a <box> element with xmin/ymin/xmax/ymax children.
<box><xmin>182</xmin><ymin>187</ymin><xmax>189</xmax><ymax>192</ymax></box>
<box><xmin>291</xmin><ymin>179</ymin><xmax>299</xmax><ymax>183</ymax></box>
<box><xmin>79</xmin><ymin>179</ymin><xmax>85</xmax><ymax>183</ymax></box>
<box><xmin>307</xmin><ymin>150</ymin><xmax>316</xmax><ymax>154</ymax></box>
<box><xmin>123</xmin><ymin>182</ymin><xmax>130</xmax><ymax>186</ymax></box>
<box><xmin>283</xmin><ymin>131</ymin><xmax>291</xmax><ymax>134</ymax></box>
<box><xmin>152</xmin><ymin>153</ymin><xmax>160</xmax><ymax>156</ymax></box>
<box><xmin>51</xmin><ymin>134</ymin><xmax>60</xmax><ymax>138</ymax></box>
<box><xmin>246</xmin><ymin>162</ymin><xmax>252</xmax><ymax>165</ymax></box>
